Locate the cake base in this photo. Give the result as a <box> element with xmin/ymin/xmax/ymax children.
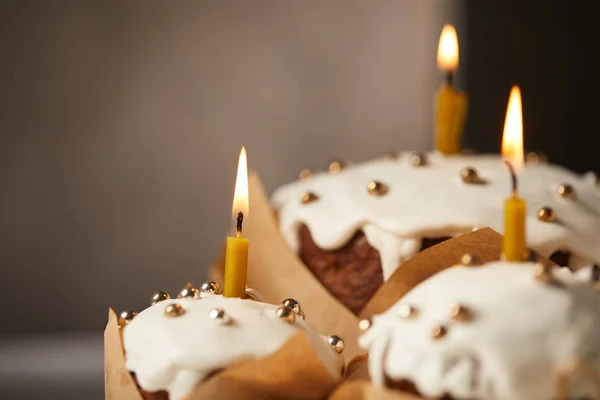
<box><xmin>298</xmin><ymin>225</ymin><xmax>384</xmax><ymax>315</ymax></box>
<box><xmin>298</xmin><ymin>225</ymin><xmax>450</xmax><ymax>315</ymax></box>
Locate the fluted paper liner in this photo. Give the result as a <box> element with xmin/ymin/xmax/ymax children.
<box><xmin>104</xmin><ymin>308</ymin><xmax>339</xmax><ymax>399</ymax></box>
<box><xmin>210</xmin><ymin>172</ymin><xmax>549</xmax><ymax>361</ymax></box>
<box><xmin>105</xmin><ymin>309</ymin><xmax>143</xmax><ymax>400</ymax></box>
<box><xmin>329</xmin><ymin>381</ymin><xmax>421</xmax><ymax>400</ymax></box>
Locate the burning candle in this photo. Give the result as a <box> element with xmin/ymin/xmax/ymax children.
<box><xmin>223</xmin><ymin>147</ymin><xmax>250</xmax><ymax>298</ymax></box>
<box><xmin>501</xmin><ymin>86</ymin><xmax>526</xmax><ymax>262</ymax></box>
<box><xmin>434</xmin><ymin>24</ymin><xmax>468</xmax><ymax>155</ymax></box>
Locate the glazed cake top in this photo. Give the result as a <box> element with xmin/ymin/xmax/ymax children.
<box><xmin>123</xmin><ymin>294</ymin><xmax>344</xmax><ymax>400</ymax></box>
<box><xmin>272</xmin><ymin>152</ymin><xmax>600</xmax><ymax>279</ymax></box>
<box><xmin>359</xmin><ymin>261</ymin><xmax>600</xmax><ymax>400</ymax></box>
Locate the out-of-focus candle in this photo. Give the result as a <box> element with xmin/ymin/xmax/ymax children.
<box><xmin>501</xmin><ymin>86</ymin><xmax>524</xmax><ymax>169</ymax></box>
<box><xmin>434</xmin><ymin>24</ymin><xmax>468</xmax><ymax>155</ymax></box>
<box><xmin>223</xmin><ymin>147</ymin><xmax>250</xmax><ymax>298</ymax></box>
<box><xmin>501</xmin><ymin>86</ymin><xmax>526</xmax><ymax>262</ymax></box>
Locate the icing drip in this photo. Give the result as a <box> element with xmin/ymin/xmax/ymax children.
<box><xmin>359</xmin><ymin>262</ymin><xmax>600</xmax><ymax>400</ymax></box>
<box><xmin>123</xmin><ymin>294</ymin><xmax>343</xmax><ymax>399</ymax></box>
<box><xmin>272</xmin><ymin>153</ymin><xmax>600</xmax><ymax>277</ymax></box>
<box><xmin>363</xmin><ymin>224</ymin><xmax>420</xmax><ymax>280</ymax></box>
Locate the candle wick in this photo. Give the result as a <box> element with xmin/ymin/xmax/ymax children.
<box><xmin>445</xmin><ymin>72</ymin><xmax>454</xmax><ymax>86</ymax></box>
<box><xmin>504</xmin><ymin>160</ymin><xmax>518</xmax><ymax>195</ymax></box>
<box><xmin>236</xmin><ymin>211</ymin><xmax>244</xmax><ymax>237</ymax></box>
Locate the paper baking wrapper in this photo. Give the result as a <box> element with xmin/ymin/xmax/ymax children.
<box><xmin>104</xmin><ymin>308</ymin><xmax>340</xmax><ymax>400</ymax></box>
<box><xmin>329</xmin><ymin>381</ymin><xmax>421</xmax><ymax>400</ymax></box>
<box><xmin>210</xmin><ymin>172</ymin><xmax>553</xmax><ymax>362</ymax></box>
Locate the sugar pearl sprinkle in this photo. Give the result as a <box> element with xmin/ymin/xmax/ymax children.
<box><xmin>178</xmin><ymin>284</ymin><xmax>200</xmax><ymax>299</ymax></box>
<box><xmin>460</xmin><ymin>167</ymin><xmax>481</xmax><ymax>184</ymax></box>
<box><xmin>358</xmin><ymin>318</ymin><xmax>371</xmax><ymax>331</ymax></box>
<box><xmin>329</xmin><ymin>160</ymin><xmax>346</xmax><ymax>173</ymax></box>
<box><xmin>151</xmin><ymin>291</ymin><xmax>171</xmax><ymax>305</ymax></box>
<box><xmin>398</xmin><ymin>304</ymin><xmax>418</xmax><ymax>319</ymax></box>
<box><xmin>431</xmin><ymin>325</ymin><xmax>448</xmax><ymax>340</ymax></box>
<box><xmin>328</xmin><ymin>335</ymin><xmax>345</xmax><ymax>354</ymax></box>
<box><xmin>301</xmin><ymin>191</ymin><xmax>319</xmax><ymax>205</ymax></box>
<box><xmin>164</xmin><ymin>303</ymin><xmax>185</xmax><ymax>318</ymax></box>
<box><xmin>209</xmin><ymin>307</ymin><xmax>231</xmax><ymax>324</ymax></box>
<box><xmin>199</xmin><ymin>281</ymin><xmax>221</xmax><ymax>295</ymax></box>
<box><xmin>537</xmin><ymin>207</ymin><xmax>557</xmax><ymax>223</ymax></box>
<box><xmin>275</xmin><ymin>306</ymin><xmax>296</xmax><ymax>324</ymax></box>
<box><xmin>450</xmin><ymin>304</ymin><xmax>473</xmax><ymax>322</ymax></box>
<box><xmin>118</xmin><ymin>310</ymin><xmax>137</xmax><ymax>327</ymax></box>
<box><xmin>557</xmin><ymin>183</ymin><xmax>576</xmax><ymax>200</ymax></box>
<box><xmin>461</xmin><ymin>253</ymin><xmax>481</xmax><ymax>267</ymax></box>
<box><xmin>299</xmin><ymin>169</ymin><xmax>314</xmax><ymax>181</ymax></box>
<box><xmin>367</xmin><ymin>180</ymin><xmax>389</xmax><ymax>196</ymax></box>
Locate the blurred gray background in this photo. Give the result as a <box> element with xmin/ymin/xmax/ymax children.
<box><xmin>0</xmin><ymin>1</ymin><xmax>464</xmax><ymax>398</ymax></box>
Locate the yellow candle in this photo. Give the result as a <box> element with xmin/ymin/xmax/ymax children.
<box><xmin>501</xmin><ymin>86</ymin><xmax>526</xmax><ymax>262</ymax></box>
<box><xmin>502</xmin><ymin>162</ymin><xmax>527</xmax><ymax>261</ymax></box>
<box><xmin>223</xmin><ymin>147</ymin><xmax>250</xmax><ymax>298</ymax></box>
<box><xmin>434</xmin><ymin>24</ymin><xmax>468</xmax><ymax>155</ymax></box>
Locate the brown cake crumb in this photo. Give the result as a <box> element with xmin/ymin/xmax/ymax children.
<box><xmin>140</xmin><ymin>390</ymin><xmax>169</xmax><ymax>400</ymax></box>
<box><xmin>298</xmin><ymin>224</ymin><xmax>384</xmax><ymax>315</ymax></box>
<box><xmin>548</xmin><ymin>250</ymin><xmax>571</xmax><ymax>268</ymax></box>
<box><xmin>132</xmin><ymin>374</ymin><xmax>169</xmax><ymax>400</ymax></box>
<box><xmin>298</xmin><ymin>224</ymin><xmax>452</xmax><ymax>315</ymax></box>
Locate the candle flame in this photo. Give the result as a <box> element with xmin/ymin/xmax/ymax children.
<box><xmin>437</xmin><ymin>24</ymin><xmax>459</xmax><ymax>72</ymax></box>
<box><xmin>232</xmin><ymin>146</ymin><xmax>249</xmax><ymax>219</ymax></box>
<box><xmin>502</xmin><ymin>86</ymin><xmax>524</xmax><ymax>170</ymax></box>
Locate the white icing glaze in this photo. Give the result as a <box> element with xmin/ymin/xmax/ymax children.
<box><xmin>123</xmin><ymin>294</ymin><xmax>343</xmax><ymax>399</ymax></box>
<box><xmin>272</xmin><ymin>153</ymin><xmax>600</xmax><ymax>278</ymax></box>
<box><xmin>359</xmin><ymin>262</ymin><xmax>600</xmax><ymax>400</ymax></box>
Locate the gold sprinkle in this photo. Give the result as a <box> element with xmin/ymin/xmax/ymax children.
<box><xmin>432</xmin><ymin>325</ymin><xmax>448</xmax><ymax>340</ymax></box>
<box><xmin>398</xmin><ymin>304</ymin><xmax>418</xmax><ymax>319</ymax></box>
<box><xmin>460</xmin><ymin>167</ymin><xmax>480</xmax><ymax>184</ymax></box>
<box><xmin>199</xmin><ymin>281</ymin><xmax>221</xmax><ymax>295</ymax></box>
<box><xmin>164</xmin><ymin>303</ymin><xmax>185</xmax><ymax>318</ymax></box>
<box><xmin>276</xmin><ymin>306</ymin><xmax>296</xmax><ymax>324</ymax></box>
<box><xmin>450</xmin><ymin>304</ymin><xmax>472</xmax><ymax>323</ymax></box>
<box><xmin>118</xmin><ymin>310</ymin><xmax>137</xmax><ymax>327</ymax></box>
<box><xmin>328</xmin><ymin>335</ymin><xmax>345</xmax><ymax>354</ymax></box>
<box><xmin>537</xmin><ymin>207</ymin><xmax>557</xmax><ymax>223</ymax></box>
<box><xmin>461</xmin><ymin>253</ymin><xmax>481</xmax><ymax>267</ymax></box>
<box><xmin>282</xmin><ymin>298</ymin><xmax>301</xmax><ymax>313</ymax></box>
<box><xmin>526</xmin><ymin>152</ymin><xmax>547</xmax><ymax>164</ymax></box>
<box><xmin>382</xmin><ymin>152</ymin><xmax>398</xmax><ymax>160</ymax></box>
<box><xmin>301</xmin><ymin>191</ymin><xmax>319</xmax><ymax>204</ymax></box>
<box><xmin>299</xmin><ymin>169</ymin><xmax>313</xmax><ymax>181</ymax></box>
<box><xmin>151</xmin><ymin>291</ymin><xmax>171</xmax><ymax>305</ymax></box>
<box><xmin>557</xmin><ymin>184</ymin><xmax>576</xmax><ymax>200</ymax></box>
<box><xmin>410</xmin><ymin>152</ymin><xmax>427</xmax><ymax>167</ymax></box>
<box><xmin>209</xmin><ymin>308</ymin><xmax>231</xmax><ymax>324</ymax></box>
<box><xmin>358</xmin><ymin>318</ymin><xmax>371</xmax><ymax>332</ymax></box>
<box><xmin>178</xmin><ymin>284</ymin><xmax>199</xmax><ymax>299</ymax></box>
<box><xmin>367</xmin><ymin>180</ymin><xmax>389</xmax><ymax>196</ymax></box>
<box><xmin>329</xmin><ymin>160</ymin><xmax>346</xmax><ymax>173</ymax></box>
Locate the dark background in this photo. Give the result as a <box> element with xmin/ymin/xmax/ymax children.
<box><xmin>0</xmin><ymin>1</ymin><xmax>595</xmax><ymax>399</ymax></box>
<box><xmin>466</xmin><ymin>1</ymin><xmax>597</xmax><ymax>175</ymax></box>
